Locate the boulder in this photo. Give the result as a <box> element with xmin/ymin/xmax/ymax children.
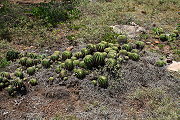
<box><xmin>167</xmin><ymin>61</ymin><xmax>180</xmax><ymax>72</ymax></box>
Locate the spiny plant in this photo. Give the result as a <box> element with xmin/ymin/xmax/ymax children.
<box><xmin>0</xmin><ymin>82</ymin><xmax>4</xmax><ymax>90</ymax></box>
<box><xmin>49</xmin><ymin>77</ymin><xmax>54</xmax><ymax>81</ymax></box>
<box><xmin>128</xmin><ymin>52</ymin><xmax>140</xmax><ymax>61</ymax></box>
<box><xmin>1</xmin><ymin>72</ymin><xmax>11</xmax><ymax>79</ymax></box>
<box><xmin>74</xmin><ymin>68</ymin><xmax>86</xmax><ymax>79</ymax></box>
<box><xmin>19</xmin><ymin>57</ymin><xmax>27</xmax><ymax>66</ymax></box>
<box><xmin>117</xmin><ymin>57</ymin><xmax>123</xmax><ymax>63</ymax></box>
<box><xmin>119</xmin><ymin>49</ymin><xmax>128</xmax><ymax>55</ymax></box>
<box><xmin>93</xmin><ymin>52</ymin><xmax>105</xmax><ymax>66</ymax></box>
<box><xmin>117</xmin><ymin>35</ymin><xmax>127</xmax><ymax>44</ymax></box>
<box><xmin>104</xmin><ymin>47</ymin><xmax>113</xmax><ymax>53</ymax></box>
<box><xmin>108</xmin><ymin>43</ymin><xmax>114</xmax><ymax>47</ymax></box>
<box><xmin>81</xmin><ymin>48</ymin><xmax>90</xmax><ymax>56</ymax></box>
<box><xmin>159</xmin><ymin>34</ymin><xmax>168</xmax><ymax>41</ymax></box>
<box><xmin>112</xmin><ymin>46</ymin><xmax>119</xmax><ymax>51</ymax></box>
<box><xmin>14</xmin><ymin>71</ymin><xmax>24</xmax><ymax>79</ymax></box>
<box><xmin>42</xmin><ymin>59</ymin><xmax>51</xmax><ymax>68</ymax></box>
<box><xmin>100</xmin><ymin>41</ymin><xmax>108</xmax><ymax>47</ymax></box>
<box><xmin>50</xmin><ymin>51</ymin><xmax>60</xmax><ymax>62</ymax></box>
<box><xmin>64</xmin><ymin>59</ymin><xmax>74</xmax><ymax>70</ymax></box>
<box><xmin>105</xmin><ymin>58</ymin><xmax>117</xmax><ymax>67</ymax></box>
<box><xmin>131</xmin><ymin>49</ymin><xmax>139</xmax><ymax>53</ymax></box>
<box><xmin>71</xmin><ymin>56</ymin><xmax>77</xmax><ymax>61</ymax></box>
<box><xmin>74</xmin><ymin>52</ymin><xmax>83</xmax><ymax>59</ymax></box>
<box><xmin>26</xmin><ymin>53</ymin><xmax>38</xmax><ymax>59</ymax></box>
<box><xmin>33</xmin><ymin>59</ymin><xmax>41</xmax><ymax>65</ymax></box>
<box><xmin>62</xmin><ymin>51</ymin><xmax>72</xmax><ymax>60</ymax></box>
<box><xmin>86</xmin><ymin>44</ymin><xmax>96</xmax><ymax>53</ymax></box>
<box><xmin>96</xmin><ymin>43</ymin><xmax>106</xmax><ymax>52</ymax></box>
<box><xmin>79</xmin><ymin>61</ymin><xmax>87</xmax><ymax>69</ymax></box>
<box><xmin>156</xmin><ymin>60</ymin><xmax>166</xmax><ymax>67</ymax></box>
<box><xmin>91</xmin><ymin>80</ymin><xmax>97</xmax><ymax>86</ymax></box>
<box><xmin>135</xmin><ymin>41</ymin><xmax>145</xmax><ymax>50</ymax></box>
<box><xmin>152</xmin><ymin>27</ymin><xmax>164</xmax><ymax>35</ymax></box>
<box><xmin>122</xmin><ymin>44</ymin><xmax>132</xmax><ymax>51</ymax></box>
<box><xmin>107</xmin><ymin>52</ymin><xmax>117</xmax><ymax>58</ymax></box>
<box><xmin>83</xmin><ymin>55</ymin><xmax>94</xmax><ymax>69</ymax></box>
<box><xmin>102</xmin><ymin>52</ymin><xmax>107</xmax><ymax>57</ymax></box>
<box><xmin>6</xmin><ymin>85</ymin><xmax>16</xmax><ymax>96</ymax></box>
<box><xmin>73</xmin><ymin>60</ymin><xmax>80</xmax><ymax>66</ymax></box>
<box><xmin>26</xmin><ymin>58</ymin><xmax>34</xmax><ymax>67</ymax></box>
<box><xmin>6</xmin><ymin>50</ymin><xmax>19</xmax><ymax>61</ymax></box>
<box><xmin>27</xmin><ymin>67</ymin><xmax>36</xmax><ymax>75</ymax></box>
<box><xmin>55</xmin><ymin>66</ymin><xmax>62</xmax><ymax>73</ymax></box>
<box><xmin>59</xmin><ymin>69</ymin><xmax>67</xmax><ymax>78</ymax></box>
<box><xmin>29</xmin><ymin>79</ymin><xmax>38</xmax><ymax>86</ymax></box>
<box><xmin>97</xmin><ymin>76</ymin><xmax>108</xmax><ymax>88</ymax></box>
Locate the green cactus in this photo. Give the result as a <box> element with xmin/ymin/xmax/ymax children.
<box><xmin>0</xmin><ymin>82</ymin><xmax>4</xmax><ymax>90</ymax></box>
<box><xmin>100</xmin><ymin>41</ymin><xmax>108</xmax><ymax>47</ymax></box>
<box><xmin>14</xmin><ymin>71</ymin><xmax>24</xmax><ymax>79</ymax></box>
<box><xmin>156</xmin><ymin>60</ymin><xmax>166</xmax><ymax>67</ymax></box>
<box><xmin>86</xmin><ymin>44</ymin><xmax>96</xmax><ymax>53</ymax></box>
<box><xmin>26</xmin><ymin>58</ymin><xmax>34</xmax><ymax>67</ymax></box>
<box><xmin>50</xmin><ymin>54</ymin><xmax>59</xmax><ymax>62</ymax></box>
<box><xmin>59</xmin><ymin>69</ymin><xmax>67</xmax><ymax>78</ymax></box>
<box><xmin>1</xmin><ymin>72</ymin><xmax>11</xmax><ymax>79</ymax></box>
<box><xmin>27</xmin><ymin>67</ymin><xmax>36</xmax><ymax>75</ymax></box>
<box><xmin>104</xmin><ymin>47</ymin><xmax>113</xmax><ymax>53</ymax></box>
<box><xmin>117</xmin><ymin>35</ymin><xmax>127</xmax><ymax>44</ymax></box>
<box><xmin>131</xmin><ymin>49</ymin><xmax>139</xmax><ymax>53</ymax></box>
<box><xmin>26</xmin><ymin>53</ymin><xmax>38</xmax><ymax>59</ymax></box>
<box><xmin>97</xmin><ymin>76</ymin><xmax>108</xmax><ymax>88</ymax></box>
<box><xmin>62</xmin><ymin>51</ymin><xmax>72</xmax><ymax>60</ymax></box>
<box><xmin>74</xmin><ymin>52</ymin><xmax>83</xmax><ymax>59</ymax></box>
<box><xmin>135</xmin><ymin>41</ymin><xmax>145</xmax><ymax>50</ymax></box>
<box><xmin>73</xmin><ymin>60</ymin><xmax>80</xmax><ymax>66</ymax></box>
<box><xmin>6</xmin><ymin>50</ymin><xmax>19</xmax><ymax>61</ymax></box>
<box><xmin>112</xmin><ymin>46</ymin><xmax>119</xmax><ymax>51</ymax></box>
<box><xmin>0</xmin><ymin>76</ymin><xmax>3</xmax><ymax>82</ymax></box>
<box><xmin>107</xmin><ymin>52</ymin><xmax>117</xmax><ymax>58</ymax></box>
<box><xmin>79</xmin><ymin>61</ymin><xmax>87</xmax><ymax>68</ymax></box>
<box><xmin>12</xmin><ymin>78</ymin><xmax>24</xmax><ymax>89</ymax></box>
<box><xmin>71</xmin><ymin>56</ymin><xmax>77</xmax><ymax>61</ymax></box>
<box><xmin>74</xmin><ymin>69</ymin><xmax>86</xmax><ymax>79</ymax></box>
<box><xmin>105</xmin><ymin>58</ymin><xmax>117</xmax><ymax>67</ymax></box>
<box><xmin>128</xmin><ymin>52</ymin><xmax>140</xmax><ymax>61</ymax></box>
<box><xmin>34</xmin><ymin>59</ymin><xmax>41</xmax><ymax>65</ymax></box>
<box><xmin>49</xmin><ymin>77</ymin><xmax>54</xmax><ymax>81</ymax></box>
<box><xmin>55</xmin><ymin>66</ymin><xmax>62</xmax><ymax>73</ymax></box>
<box><xmin>29</xmin><ymin>79</ymin><xmax>38</xmax><ymax>86</ymax></box>
<box><xmin>122</xmin><ymin>44</ymin><xmax>132</xmax><ymax>51</ymax></box>
<box><xmin>42</xmin><ymin>59</ymin><xmax>51</xmax><ymax>68</ymax></box>
<box><xmin>108</xmin><ymin>43</ymin><xmax>114</xmax><ymax>47</ymax></box>
<box><xmin>117</xmin><ymin>57</ymin><xmax>123</xmax><ymax>63</ymax></box>
<box><xmin>6</xmin><ymin>85</ymin><xmax>16</xmax><ymax>96</ymax></box>
<box><xmin>119</xmin><ymin>49</ymin><xmax>128</xmax><ymax>55</ymax></box>
<box><xmin>19</xmin><ymin>57</ymin><xmax>27</xmax><ymax>66</ymax></box>
<box><xmin>60</xmin><ymin>63</ymin><xmax>65</xmax><ymax>68</ymax></box>
<box><xmin>93</xmin><ymin>52</ymin><xmax>105</xmax><ymax>66</ymax></box>
<box><xmin>81</xmin><ymin>48</ymin><xmax>90</xmax><ymax>56</ymax></box>
<box><xmin>102</xmin><ymin>52</ymin><xmax>107</xmax><ymax>57</ymax></box>
<box><xmin>96</xmin><ymin>43</ymin><xmax>106</xmax><ymax>52</ymax></box>
<box><xmin>83</xmin><ymin>55</ymin><xmax>94</xmax><ymax>69</ymax></box>
<box><xmin>124</xmin><ymin>56</ymin><xmax>129</xmax><ymax>60</ymax></box>
<box><xmin>91</xmin><ymin>80</ymin><xmax>97</xmax><ymax>86</ymax></box>
<box><xmin>65</xmin><ymin>59</ymin><xmax>74</xmax><ymax>70</ymax></box>
<box><xmin>159</xmin><ymin>34</ymin><xmax>168</xmax><ymax>41</ymax></box>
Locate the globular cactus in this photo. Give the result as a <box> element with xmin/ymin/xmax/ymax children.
<box><xmin>117</xmin><ymin>57</ymin><xmax>123</xmax><ymax>63</ymax></box>
<box><xmin>60</xmin><ymin>62</ymin><xmax>65</xmax><ymax>68</ymax></box>
<box><xmin>71</xmin><ymin>56</ymin><xmax>77</xmax><ymax>61</ymax></box>
<box><xmin>14</xmin><ymin>71</ymin><xmax>24</xmax><ymax>79</ymax></box>
<box><xmin>93</xmin><ymin>52</ymin><xmax>105</xmax><ymax>66</ymax></box>
<box><xmin>124</xmin><ymin>56</ymin><xmax>129</xmax><ymax>60</ymax></box>
<box><xmin>135</xmin><ymin>41</ymin><xmax>145</xmax><ymax>50</ymax></box>
<box><xmin>11</xmin><ymin>78</ymin><xmax>24</xmax><ymax>90</ymax></box>
<box><xmin>79</xmin><ymin>61</ymin><xmax>87</xmax><ymax>68</ymax></box>
<box><xmin>119</xmin><ymin>50</ymin><xmax>128</xmax><ymax>55</ymax></box>
<box><xmin>112</xmin><ymin>46</ymin><xmax>119</xmax><ymax>51</ymax></box>
<box><xmin>55</xmin><ymin>66</ymin><xmax>62</xmax><ymax>73</ymax></box>
<box><xmin>97</xmin><ymin>76</ymin><xmax>108</xmax><ymax>88</ymax></box>
<box><xmin>74</xmin><ymin>69</ymin><xmax>86</xmax><ymax>79</ymax></box>
<box><xmin>155</xmin><ymin>60</ymin><xmax>166</xmax><ymax>67</ymax></box>
<box><xmin>73</xmin><ymin>60</ymin><xmax>80</xmax><ymax>66</ymax></box>
<box><xmin>102</xmin><ymin>52</ymin><xmax>107</xmax><ymax>57</ymax></box>
<box><xmin>0</xmin><ymin>76</ymin><xmax>3</xmax><ymax>83</ymax></box>
<box><xmin>33</xmin><ymin>59</ymin><xmax>41</xmax><ymax>65</ymax></box>
<box><xmin>74</xmin><ymin>52</ymin><xmax>84</xmax><ymax>59</ymax></box>
<box><xmin>104</xmin><ymin>47</ymin><xmax>113</xmax><ymax>53</ymax></box>
<box><xmin>91</xmin><ymin>80</ymin><xmax>97</xmax><ymax>86</ymax></box>
<box><xmin>83</xmin><ymin>55</ymin><xmax>94</xmax><ymax>69</ymax></box>
<box><xmin>64</xmin><ymin>59</ymin><xmax>74</xmax><ymax>70</ymax></box>
<box><xmin>159</xmin><ymin>34</ymin><xmax>168</xmax><ymax>41</ymax></box>
<box><xmin>86</xmin><ymin>44</ymin><xmax>96</xmax><ymax>53</ymax></box>
<box><xmin>26</xmin><ymin>53</ymin><xmax>38</xmax><ymax>59</ymax></box>
<box><xmin>131</xmin><ymin>49</ymin><xmax>139</xmax><ymax>53</ymax></box>
<box><xmin>1</xmin><ymin>72</ymin><xmax>11</xmax><ymax>79</ymax></box>
<box><xmin>96</xmin><ymin>43</ymin><xmax>106</xmax><ymax>52</ymax></box>
<box><xmin>105</xmin><ymin>58</ymin><xmax>117</xmax><ymax>67</ymax></box>
<box><xmin>29</xmin><ymin>79</ymin><xmax>38</xmax><ymax>86</ymax></box>
<box><xmin>122</xmin><ymin>44</ymin><xmax>132</xmax><ymax>51</ymax></box>
<box><xmin>107</xmin><ymin>52</ymin><xmax>117</xmax><ymax>58</ymax></box>
<box><xmin>108</xmin><ymin>43</ymin><xmax>114</xmax><ymax>47</ymax></box>
<box><xmin>6</xmin><ymin>50</ymin><xmax>19</xmax><ymax>61</ymax></box>
<box><xmin>100</xmin><ymin>41</ymin><xmax>108</xmax><ymax>47</ymax></box>
<box><xmin>81</xmin><ymin>48</ymin><xmax>90</xmax><ymax>56</ymax></box>
<box><xmin>42</xmin><ymin>59</ymin><xmax>51</xmax><ymax>68</ymax></box>
<box><xmin>117</xmin><ymin>35</ymin><xmax>127</xmax><ymax>44</ymax></box>
<box><xmin>19</xmin><ymin>57</ymin><xmax>27</xmax><ymax>66</ymax></box>
<box><xmin>59</xmin><ymin>69</ymin><xmax>67</xmax><ymax>78</ymax></box>
<box><xmin>62</xmin><ymin>51</ymin><xmax>72</xmax><ymax>60</ymax></box>
<box><xmin>50</xmin><ymin>51</ymin><xmax>60</xmax><ymax>61</ymax></box>
<box><xmin>128</xmin><ymin>52</ymin><xmax>140</xmax><ymax>61</ymax></box>
<box><xmin>27</xmin><ymin>67</ymin><xmax>36</xmax><ymax>75</ymax></box>
<box><xmin>6</xmin><ymin>85</ymin><xmax>16</xmax><ymax>96</ymax></box>
<box><xmin>0</xmin><ymin>82</ymin><xmax>4</xmax><ymax>90</ymax></box>
<box><xmin>26</xmin><ymin>58</ymin><xmax>34</xmax><ymax>67</ymax></box>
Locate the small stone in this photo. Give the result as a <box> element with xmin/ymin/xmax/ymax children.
<box><xmin>66</xmin><ymin>46</ymin><xmax>74</xmax><ymax>51</ymax></box>
<box><xmin>167</xmin><ymin>61</ymin><xmax>180</xmax><ymax>72</ymax></box>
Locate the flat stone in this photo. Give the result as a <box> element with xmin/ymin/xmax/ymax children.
<box><xmin>110</xmin><ymin>24</ymin><xmax>146</xmax><ymax>38</ymax></box>
<box><xmin>167</xmin><ymin>61</ymin><xmax>180</xmax><ymax>72</ymax></box>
